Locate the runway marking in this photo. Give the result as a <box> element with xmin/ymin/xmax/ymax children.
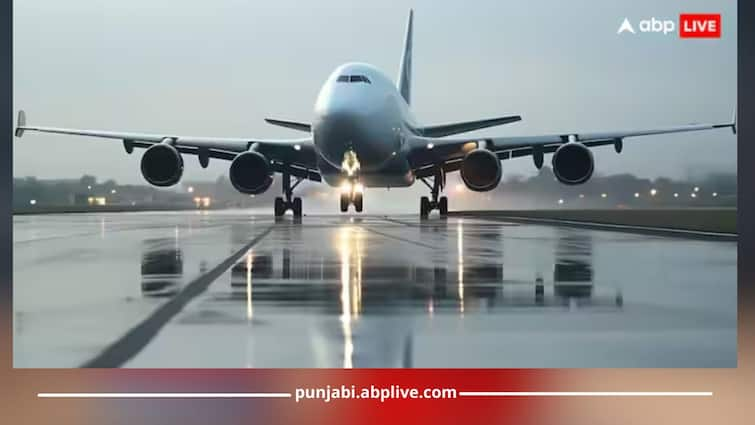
<box><xmin>468</xmin><ymin>215</ymin><xmax>737</xmax><ymax>241</ymax></box>
<box><xmin>38</xmin><ymin>393</ymin><xmax>292</xmax><ymax>399</ymax></box>
<box><xmin>361</xmin><ymin>227</ymin><xmax>437</xmax><ymax>249</ymax></box>
<box><xmin>80</xmin><ymin>225</ymin><xmax>275</xmax><ymax>368</ymax></box>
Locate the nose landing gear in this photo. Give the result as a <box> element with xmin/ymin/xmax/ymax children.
<box><xmin>339</xmin><ymin>181</ymin><xmax>364</xmax><ymax>213</ymax></box>
<box><xmin>419</xmin><ymin>167</ymin><xmax>448</xmax><ymax>218</ymax></box>
<box><xmin>274</xmin><ymin>171</ymin><xmax>303</xmax><ymax>217</ymax></box>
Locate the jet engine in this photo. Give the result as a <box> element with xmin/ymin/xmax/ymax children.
<box><xmin>229</xmin><ymin>151</ymin><xmax>274</xmax><ymax>194</ymax></box>
<box><xmin>460</xmin><ymin>148</ymin><xmax>502</xmax><ymax>192</ymax></box>
<box><xmin>140</xmin><ymin>144</ymin><xmax>183</xmax><ymax>186</ymax></box>
<box><xmin>551</xmin><ymin>143</ymin><xmax>594</xmax><ymax>185</ymax></box>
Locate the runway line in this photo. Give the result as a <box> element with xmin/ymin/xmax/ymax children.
<box><xmin>361</xmin><ymin>226</ymin><xmax>437</xmax><ymax>249</ymax></box>
<box><xmin>80</xmin><ymin>225</ymin><xmax>275</xmax><ymax>368</ymax></box>
<box><xmin>469</xmin><ymin>215</ymin><xmax>737</xmax><ymax>241</ymax></box>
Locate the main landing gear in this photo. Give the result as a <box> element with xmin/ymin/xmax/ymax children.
<box><xmin>274</xmin><ymin>171</ymin><xmax>303</xmax><ymax>217</ymax></box>
<box><xmin>419</xmin><ymin>167</ymin><xmax>448</xmax><ymax>218</ymax></box>
<box><xmin>339</xmin><ymin>181</ymin><xmax>364</xmax><ymax>213</ymax></box>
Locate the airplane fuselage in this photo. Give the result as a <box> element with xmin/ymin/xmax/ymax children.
<box><xmin>313</xmin><ymin>63</ymin><xmax>416</xmax><ymax>188</ymax></box>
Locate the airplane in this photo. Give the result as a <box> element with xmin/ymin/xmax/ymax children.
<box><xmin>15</xmin><ymin>10</ymin><xmax>736</xmax><ymax>218</ymax></box>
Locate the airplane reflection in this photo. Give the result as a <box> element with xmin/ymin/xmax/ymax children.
<box><xmin>140</xmin><ymin>239</ymin><xmax>184</xmax><ymax>297</ymax></box>
<box><xmin>218</xmin><ymin>220</ymin><xmax>623</xmax><ymax>367</ymax></box>
<box><xmin>225</xmin><ymin>227</ymin><xmax>622</xmax><ymax>314</ymax></box>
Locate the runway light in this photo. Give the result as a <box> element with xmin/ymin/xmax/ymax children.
<box><xmin>111</xmin><ymin>189</ymin><xmax>117</xmax><ymax>194</ymax></box>
<box><xmin>694</xmin><ymin>186</ymin><xmax>700</xmax><ymax>192</ymax></box>
<box><xmin>188</xmin><ymin>186</ymin><xmax>194</xmax><ymax>193</ymax></box>
<box><xmin>87</xmin><ymin>185</ymin><xmax>92</xmax><ymax>190</ymax></box>
<box><xmin>634</xmin><ymin>192</ymin><xmax>640</xmax><ymax>198</ymax></box>
<box><xmin>29</xmin><ymin>199</ymin><xmax>36</xmax><ymax>205</ymax></box>
<box><xmin>601</xmin><ymin>193</ymin><xmax>607</xmax><ymax>198</ymax></box>
<box><xmin>712</xmin><ymin>192</ymin><xmax>718</xmax><ymax>197</ymax></box>
<box><xmin>558</xmin><ymin>199</ymin><xmax>564</xmax><ymax>205</ymax></box>
<box><xmin>674</xmin><ymin>193</ymin><xmax>679</xmax><ymax>198</ymax></box>
<box><xmin>650</xmin><ymin>188</ymin><xmax>657</xmax><ymax>196</ymax></box>
<box><xmin>691</xmin><ymin>193</ymin><xmax>697</xmax><ymax>198</ymax></box>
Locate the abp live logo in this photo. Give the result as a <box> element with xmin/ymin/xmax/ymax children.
<box><xmin>617</xmin><ymin>14</ymin><xmax>721</xmax><ymax>38</ymax></box>
<box><xmin>679</xmin><ymin>14</ymin><xmax>721</xmax><ymax>38</ymax></box>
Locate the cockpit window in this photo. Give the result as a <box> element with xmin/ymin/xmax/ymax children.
<box><xmin>337</xmin><ymin>75</ymin><xmax>371</xmax><ymax>84</ymax></box>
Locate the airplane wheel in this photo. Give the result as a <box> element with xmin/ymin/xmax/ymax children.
<box><xmin>292</xmin><ymin>197</ymin><xmax>302</xmax><ymax>217</ymax></box>
<box><xmin>340</xmin><ymin>193</ymin><xmax>349</xmax><ymax>212</ymax></box>
<box><xmin>439</xmin><ymin>196</ymin><xmax>448</xmax><ymax>216</ymax></box>
<box><xmin>420</xmin><ymin>196</ymin><xmax>430</xmax><ymax>218</ymax></box>
<box><xmin>274</xmin><ymin>197</ymin><xmax>286</xmax><ymax>217</ymax></box>
<box><xmin>354</xmin><ymin>193</ymin><xmax>363</xmax><ymax>213</ymax></box>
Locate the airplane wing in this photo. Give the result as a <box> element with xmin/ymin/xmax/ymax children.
<box><xmin>14</xmin><ymin>110</ymin><xmax>321</xmax><ymax>181</ymax></box>
<box><xmin>408</xmin><ymin>113</ymin><xmax>736</xmax><ymax>178</ymax></box>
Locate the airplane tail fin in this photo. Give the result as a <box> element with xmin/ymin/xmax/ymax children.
<box><xmin>15</xmin><ymin>110</ymin><xmax>26</xmax><ymax>138</ymax></box>
<box><xmin>731</xmin><ymin>107</ymin><xmax>737</xmax><ymax>134</ymax></box>
<box><xmin>397</xmin><ymin>9</ymin><xmax>413</xmax><ymax>105</ymax></box>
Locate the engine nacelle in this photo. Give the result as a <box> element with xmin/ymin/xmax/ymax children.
<box><xmin>229</xmin><ymin>151</ymin><xmax>273</xmax><ymax>194</ymax></box>
<box><xmin>140</xmin><ymin>144</ymin><xmax>183</xmax><ymax>186</ymax></box>
<box><xmin>551</xmin><ymin>142</ymin><xmax>594</xmax><ymax>185</ymax></box>
<box><xmin>460</xmin><ymin>148</ymin><xmax>502</xmax><ymax>192</ymax></box>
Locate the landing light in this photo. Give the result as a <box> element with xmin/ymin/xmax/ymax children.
<box><xmin>340</xmin><ymin>181</ymin><xmax>364</xmax><ymax>194</ymax></box>
<box><xmin>293</xmin><ymin>144</ymin><xmax>301</xmax><ymax>151</ymax></box>
<box><xmin>426</xmin><ymin>143</ymin><xmax>434</xmax><ymax>150</ymax></box>
<box><xmin>650</xmin><ymin>188</ymin><xmax>657</xmax><ymax>196</ymax></box>
<box><xmin>601</xmin><ymin>193</ymin><xmax>607</xmax><ymax>198</ymax></box>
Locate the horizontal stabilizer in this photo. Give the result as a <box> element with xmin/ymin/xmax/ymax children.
<box><xmin>419</xmin><ymin>115</ymin><xmax>522</xmax><ymax>138</ymax></box>
<box><xmin>264</xmin><ymin>118</ymin><xmax>311</xmax><ymax>133</ymax></box>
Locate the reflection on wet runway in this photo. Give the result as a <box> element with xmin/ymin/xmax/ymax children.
<box><xmin>13</xmin><ymin>212</ymin><xmax>736</xmax><ymax>367</ymax></box>
<box><xmin>222</xmin><ymin>227</ymin><xmax>621</xmax><ymax>314</ymax></box>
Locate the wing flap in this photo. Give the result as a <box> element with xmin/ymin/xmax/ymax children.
<box><xmin>14</xmin><ymin>109</ymin><xmax>321</xmax><ymax>172</ymax></box>
<box><xmin>409</xmin><ymin>115</ymin><xmax>736</xmax><ymax>171</ymax></box>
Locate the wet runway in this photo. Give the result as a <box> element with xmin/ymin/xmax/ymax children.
<box><xmin>13</xmin><ymin>211</ymin><xmax>736</xmax><ymax>367</ymax></box>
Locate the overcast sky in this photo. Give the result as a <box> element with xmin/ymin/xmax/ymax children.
<box><xmin>13</xmin><ymin>0</ymin><xmax>736</xmax><ymax>184</ymax></box>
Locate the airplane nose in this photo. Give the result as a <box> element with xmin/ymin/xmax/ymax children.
<box><xmin>316</xmin><ymin>100</ymin><xmax>397</xmax><ymax>173</ymax></box>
